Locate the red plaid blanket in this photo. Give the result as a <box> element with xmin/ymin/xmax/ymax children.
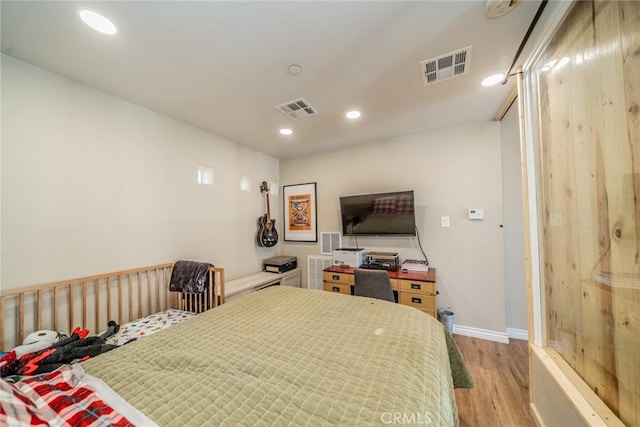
<box><xmin>0</xmin><ymin>365</ymin><xmax>134</xmax><ymax>426</ymax></box>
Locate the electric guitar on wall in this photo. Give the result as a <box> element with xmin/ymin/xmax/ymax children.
<box><xmin>257</xmin><ymin>181</ymin><xmax>278</xmax><ymax>247</ymax></box>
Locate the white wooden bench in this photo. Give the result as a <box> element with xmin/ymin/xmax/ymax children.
<box><xmin>224</xmin><ymin>268</ymin><xmax>301</xmax><ymax>301</ymax></box>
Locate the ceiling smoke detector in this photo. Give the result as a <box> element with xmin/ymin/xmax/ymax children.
<box><xmin>420</xmin><ymin>46</ymin><xmax>472</xmax><ymax>86</ymax></box>
<box><xmin>276</xmin><ymin>98</ymin><xmax>318</xmax><ymax>120</ymax></box>
<box><xmin>287</xmin><ymin>64</ymin><xmax>303</xmax><ymax>75</ymax></box>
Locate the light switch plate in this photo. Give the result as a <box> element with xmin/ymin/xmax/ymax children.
<box><xmin>441</xmin><ymin>216</ymin><xmax>450</xmax><ymax>228</ymax></box>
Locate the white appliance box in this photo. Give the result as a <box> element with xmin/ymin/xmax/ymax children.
<box><xmin>332</xmin><ymin>248</ymin><xmax>365</xmax><ymax>268</ymax></box>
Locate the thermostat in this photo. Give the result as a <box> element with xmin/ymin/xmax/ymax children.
<box><xmin>469</xmin><ymin>209</ymin><xmax>484</xmax><ymax>220</ymax></box>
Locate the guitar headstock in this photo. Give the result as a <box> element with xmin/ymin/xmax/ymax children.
<box><xmin>260</xmin><ymin>181</ymin><xmax>269</xmax><ymax>193</ymax></box>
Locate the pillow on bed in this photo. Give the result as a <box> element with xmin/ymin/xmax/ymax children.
<box><xmin>395</xmin><ymin>196</ymin><xmax>414</xmax><ymax>214</ymax></box>
<box><xmin>371</xmin><ymin>196</ymin><xmax>397</xmax><ymax>214</ymax></box>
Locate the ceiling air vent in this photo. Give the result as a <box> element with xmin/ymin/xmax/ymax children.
<box><xmin>420</xmin><ymin>46</ymin><xmax>472</xmax><ymax>86</ymax></box>
<box><xmin>276</xmin><ymin>98</ymin><xmax>318</xmax><ymax>120</ymax></box>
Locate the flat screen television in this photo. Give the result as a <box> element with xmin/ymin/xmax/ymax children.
<box><xmin>339</xmin><ymin>190</ymin><xmax>416</xmax><ymax>236</ymax></box>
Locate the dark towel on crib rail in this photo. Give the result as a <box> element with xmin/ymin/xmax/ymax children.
<box><xmin>169</xmin><ymin>260</ymin><xmax>215</xmax><ymax>293</ymax></box>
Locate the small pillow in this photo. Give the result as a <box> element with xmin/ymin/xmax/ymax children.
<box><xmin>395</xmin><ymin>196</ymin><xmax>414</xmax><ymax>214</ymax></box>
<box><xmin>371</xmin><ymin>197</ymin><xmax>397</xmax><ymax>214</ymax></box>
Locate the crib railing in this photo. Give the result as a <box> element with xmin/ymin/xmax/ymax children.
<box><xmin>0</xmin><ymin>263</ymin><xmax>225</xmax><ymax>353</ymax></box>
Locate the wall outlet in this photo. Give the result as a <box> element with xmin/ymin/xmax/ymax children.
<box><xmin>441</xmin><ymin>216</ymin><xmax>450</xmax><ymax>228</ymax></box>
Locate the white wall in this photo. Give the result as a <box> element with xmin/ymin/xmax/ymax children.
<box><xmin>280</xmin><ymin>122</ymin><xmax>507</xmax><ymax>335</ymax></box>
<box><xmin>1</xmin><ymin>56</ymin><xmax>279</xmax><ymax>288</ymax></box>
<box><xmin>500</xmin><ymin>101</ymin><xmax>528</xmax><ymax>333</ymax></box>
<box><xmin>1</xmin><ymin>54</ymin><xmax>514</xmax><ymax>336</ymax></box>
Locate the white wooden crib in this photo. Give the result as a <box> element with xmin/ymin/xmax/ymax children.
<box><xmin>0</xmin><ymin>263</ymin><xmax>225</xmax><ymax>353</ymax></box>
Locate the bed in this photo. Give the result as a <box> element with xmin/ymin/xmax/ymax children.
<box><xmin>1</xmin><ymin>265</ymin><xmax>472</xmax><ymax>426</ymax></box>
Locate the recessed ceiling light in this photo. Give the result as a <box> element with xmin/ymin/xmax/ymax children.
<box><xmin>280</xmin><ymin>128</ymin><xmax>293</xmax><ymax>135</ymax></box>
<box><xmin>481</xmin><ymin>73</ymin><xmax>505</xmax><ymax>86</ymax></box>
<box><xmin>480</xmin><ymin>74</ymin><xmax>504</xmax><ymax>86</ymax></box>
<box><xmin>79</xmin><ymin>10</ymin><xmax>117</xmax><ymax>35</ymax></box>
<box><xmin>345</xmin><ymin>110</ymin><xmax>361</xmax><ymax>119</ymax></box>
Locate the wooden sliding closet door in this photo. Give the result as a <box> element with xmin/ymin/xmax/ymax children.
<box><xmin>527</xmin><ymin>1</ymin><xmax>639</xmax><ymax>425</ymax></box>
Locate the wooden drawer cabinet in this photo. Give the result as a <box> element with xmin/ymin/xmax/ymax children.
<box><xmin>323</xmin><ymin>271</ymin><xmax>354</xmax><ymax>286</ymax></box>
<box><xmin>322</xmin><ymin>266</ymin><xmax>437</xmax><ymax>318</ymax></box>
<box><xmin>323</xmin><ymin>271</ymin><xmax>353</xmax><ymax>295</ymax></box>
<box><xmin>397</xmin><ymin>279</ymin><xmax>434</xmax><ymax>295</ymax></box>
<box><xmin>397</xmin><ymin>278</ymin><xmax>436</xmax><ymax>317</ymax></box>
<box><xmin>398</xmin><ymin>292</ymin><xmax>436</xmax><ymax>316</ymax></box>
<box><xmin>323</xmin><ymin>282</ymin><xmax>351</xmax><ymax>295</ymax></box>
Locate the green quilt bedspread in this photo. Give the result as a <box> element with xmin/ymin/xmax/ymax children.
<box><xmin>82</xmin><ymin>286</ymin><xmax>472</xmax><ymax>426</ymax></box>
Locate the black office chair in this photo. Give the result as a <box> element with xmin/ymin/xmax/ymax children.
<box><xmin>354</xmin><ymin>269</ymin><xmax>395</xmax><ymax>302</ymax></box>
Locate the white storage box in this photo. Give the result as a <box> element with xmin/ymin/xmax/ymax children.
<box><xmin>332</xmin><ymin>248</ymin><xmax>365</xmax><ymax>268</ymax></box>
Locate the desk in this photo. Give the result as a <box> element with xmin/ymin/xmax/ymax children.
<box><xmin>323</xmin><ymin>266</ymin><xmax>437</xmax><ymax>317</ymax></box>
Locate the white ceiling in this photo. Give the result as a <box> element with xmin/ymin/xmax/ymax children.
<box><xmin>1</xmin><ymin>1</ymin><xmax>542</xmax><ymax>159</ymax></box>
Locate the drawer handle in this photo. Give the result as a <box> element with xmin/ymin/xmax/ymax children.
<box><xmin>332</xmin><ymin>275</ymin><xmax>340</xmax><ymax>280</ymax></box>
<box><xmin>332</xmin><ymin>286</ymin><xmax>340</xmax><ymax>292</ymax></box>
<box><xmin>410</xmin><ymin>283</ymin><xmax>421</xmax><ymax>290</ymax></box>
<box><xmin>411</xmin><ymin>297</ymin><xmax>422</xmax><ymax>304</ymax></box>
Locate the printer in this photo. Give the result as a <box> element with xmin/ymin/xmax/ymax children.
<box><xmin>332</xmin><ymin>248</ymin><xmax>365</xmax><ymax>268</ymax></box>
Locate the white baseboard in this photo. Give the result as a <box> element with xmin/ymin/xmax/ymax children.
<box><xmin>452</xmin><ymin>324</ymin><xmax>509</xmax><ymax>343</ymax></box>
<box><xmin>506</xmin><ymin>327</ymin><xmax>529</xmax><ymax>341</ymax></box>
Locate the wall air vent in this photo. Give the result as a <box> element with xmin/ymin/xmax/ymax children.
<box><xmin>420</xmin><ymin>46</ymin><xmax>472</xmax><ymax>85</ymax></box>
<box><xmin>307</xmin><ymin>255</ymin><xmax>333</xmax><ymax>290</ymax></box>
<box><xmin>276</xmin><ymin>98</ymin><xmax>318</xmax><ymax>119</ymax></box>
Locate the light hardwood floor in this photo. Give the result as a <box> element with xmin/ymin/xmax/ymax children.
<box><xmin>454</xmin><ymin>335</ymin><xmax>536</xmax><ymax>427</ymax></box>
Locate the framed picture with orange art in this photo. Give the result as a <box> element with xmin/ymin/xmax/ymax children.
<box><xmin>283</xmin><ymin>182</ymin><xmax>317</xmax><ymax>242</ymax></box>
